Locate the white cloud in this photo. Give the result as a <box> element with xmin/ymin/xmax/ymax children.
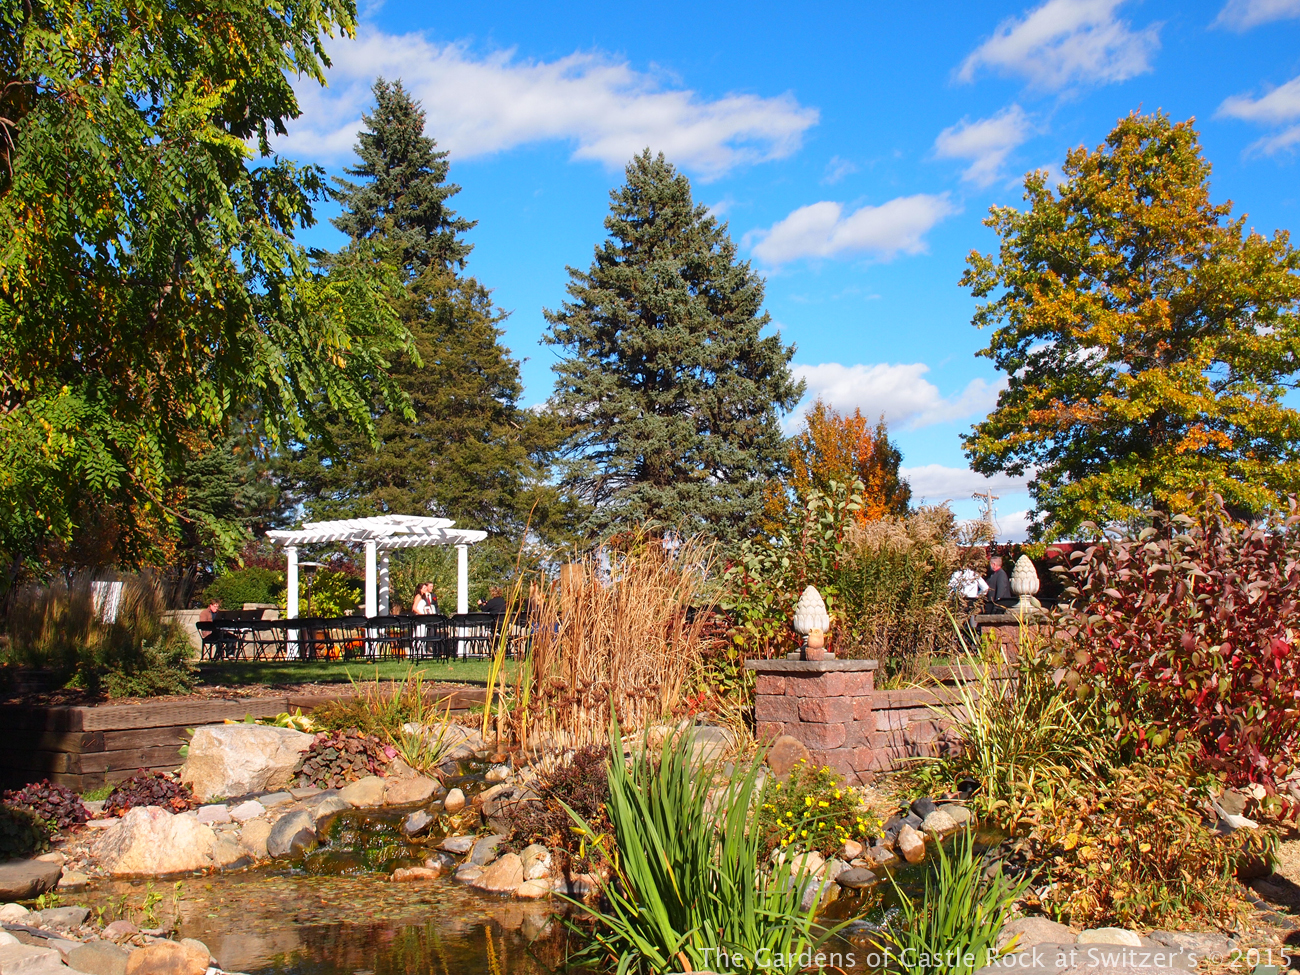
<box><xmin>900</xmin><ymin>464</ymin><xmax>1031</xmax><ymax>502</ymax></box>
<box><xmin>280</xmin><ymin>29</ymin><xmax>818</xmax><ymax>178</ymax></box>
<box><xmin>749</xmin><ymin>195</ymin><xmax>958</xmax><ymax>266</ymax></box>
<box><xmin>933</xmin><ymin>105</ymin><xmax>1034</xmax><ymax>187</ymax></box>
<box><xmin>1213</xmin><ymin>0</ymin><xmax>1300</xmax><ymax>30</ymax></box>
<box><xmin>822</xmin><ymin>156</ymin><xmax>858</xmax><ymax>184</ymax></box>
<box><xmin>995</xmin><ymin>509</ymin><xmax>1034</xmax><ymax>542</ymax></box>
<box><xmin>789</xmin><ymin>362</ymin><xmax>1004</xmax><ymax>430</ymax></box>
<box><xmin>958</xmin><ymin>0</ymin><xmax>1161</xmax><ymax>90</ymax></box>
<box><xmin>1218</xmin><ymin>75</ymin><xmax>1300</xmax><ymax>124</ymax></box>
<box><xmin>1218</xmin><ymin>75</ymin><xmax>1300</xmax><ymax>156</ymax></box>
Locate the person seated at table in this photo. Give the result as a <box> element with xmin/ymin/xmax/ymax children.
<box><xmin>198</xmin><ymin>597</ymin><xmax>220</xmax><ymax>623</ymax></box>
<box><xmin>483</xmin><ymin>586</ymin><xmax>507</xmax><ymax>615</ymax></box>
<box><xmin>197</xmin><ymin>598</ymin><xmax>239</xmax><ymax>659</ymax></box>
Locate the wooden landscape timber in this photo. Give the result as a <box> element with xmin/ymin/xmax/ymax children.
<box><xmin>1</xmin><ymin>683</ymin><xmax>486</xmax><ymax>790</ymax></box>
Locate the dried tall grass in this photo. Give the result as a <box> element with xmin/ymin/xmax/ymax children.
<box><xmin>513</xmin><ymin>533</ymin><xmax>716</xmax><ymax>750</ymax></box>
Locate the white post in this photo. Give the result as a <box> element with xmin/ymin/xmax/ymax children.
<box><xmin>286</xmin><ymin>546</ymin><xmax>299</xmax><ymax>659</ymax></box>
<box><xmin>379</xmin><ymin>551</ymin><xmax>390</xmax><ymax>615</ymax></box>
<box><xmin>456</xmin><ymin>543</ymin><xmax>469</xmax><ymax>615</ymax></box>
<box><xmin>365</xmin><ymin>540</ymin><xmax>377</xmax><ymax>618</ymax></box>
<box><xmin>286</xmin><ymin>546</ymin><xmax>299</xmax><ymax>619</ymax></box>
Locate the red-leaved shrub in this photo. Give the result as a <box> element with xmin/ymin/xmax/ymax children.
<box><xmin>1056</xmin><ymin>495</ymin><xmax>1300</xmax><ymax>795</ymax></box>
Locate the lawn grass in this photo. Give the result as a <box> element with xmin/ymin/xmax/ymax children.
<box><xmin>196</xmin><ymin>656</ymin><xmax>518</xmax><ymax>687</ymax></box>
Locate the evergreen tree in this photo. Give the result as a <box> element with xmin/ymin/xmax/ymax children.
<box><xmin>544</xmin><ymin>150</ymin><xmax>803</xmax><ymax>547</ymax></box>
<box><xmin>330</xmin><ymin>78</ymin><xmax>475</xmax><ymax>275</ymax></box>
<box><xmin>278</xmin><ymin>80</ymin><xmax>565</xmax><ymax>542</ymax></box>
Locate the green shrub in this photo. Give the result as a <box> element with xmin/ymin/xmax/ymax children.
<box><xmin>276</xmin><ymin>568</ymin><xmax>360</xmax><ymax>617</ymax></box>
<box><xmin>0</xmin><ymin>805</ymin><xmax>51</xmax><ymax>858</ymax></box>
<box><xmin>886</xmin><ymin>829</ymin><xmax>1030</xmax><ymax>975</ymax></box>
<box><xmin>756</xmin><ymin>760</ymin><xmax>882</xmax><ymax>858</ymax></box>
<box><xmin>564</xmin><ymin>720</ymin><xmax>854</xmax><ymax>974</ymax></box>
<box><xmin>202</xmin><ymin>567</ymin><xmax>284</xmax><ymax>608</ymax></box>
<box><xmin>5</xmin><ymin>574</ymin><xmax>197</xmax><ymax>698</ymax></box>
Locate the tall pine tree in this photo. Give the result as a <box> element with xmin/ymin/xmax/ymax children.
<box><xmin>545</xmin><ymin>150</ymin><xmax>803</xmax><ymax>547</ymax></box>
<box><xmin>277</xmin><ymin>79</ymin><xmax>563</xmax><ymax>541</ymax></box>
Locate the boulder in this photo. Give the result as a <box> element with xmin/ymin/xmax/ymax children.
<box><xmin>471</xmin><ymin>853</ymin><xmax>524</xmax><ymax>894</ymax></box>
<box><xmin>443</xmin><ymin>788</ymin><xmax>466</xmax><ymax>814</ymax></box>
<box><xmin>177</xmin><ymin>942</ymin><xmax>210</xmax><ymax>967</ymax></box>
<box><xmin>402</xmin><ymin>810</ymin><xmax>434</xmax><ymax>836</ymax></box>
<box><xmin>260</xmin><ymin>791</ymin><xmax>293</xmax><ymax>808</ymax></box>
<box><xmin>266</xmin><ymin>809</ymin><xmax>316</xmax><ymax>858</ymax></box>
<box><xmin>0</xmin><ymin>935</ymin><xmax>16</xmax><ymax>948</ymax></box>
<box><xmin>942</xmin><ymin>804</ymin><xmax>973</xmax><ymax>826</ymax></box>
<box><xmin>228</xmin><ymin>800</ymin><xmax>265</xmax><ymax>822</ymax></box>
<box><xmin>308</xmin><ymin>797</ymin><xmax>350</xmax><ymax>823</ymax></box>
<box><xmin>998</xmin><ymin>917</ymin><xmax>1076</xmax><ymax>951</ymax></box>
<box><xmin>470</xmin><ymin>835</ymin><xmax>505</xmax><ymax>866</ymax></box>
<box><xmin>766</xmin><ymin>735</ymin><xmax>811</xmax><ymax>778</ymax></box>
<box><xmin>210</xmin><ymin>835</ymin><xmax>245</xmax><ymax>870</ymax></box>
<box><xmin>834</xmin><ymin>867</ymin><xmax>878</xmax><ymax>889</ymax></box>
<box><xmin>689</xmin><ymin>725</ymin><xmax>734</xmax><ymax>765</ymax></box>
<box><xmin>391</xmin><ymin>866</ymin><xmax>440</xmax><ymax>882</ymax></box>
<box><xmin>521</xmin><ymin>845</ymin><xmax>551</xmax><ymax>881</ymax></box>
<box><xmin>68</xmin><ymin>941</ymin><xmax>131</xmax><ymax>975</ymax></box>
<box><xmin>58</xmin><ymin>870</ymin><xmax>90</xmax><ymax>891</ymax></box>
<box><xmin>910</xmin><ymin>797</ymin><xmax>937</xmax><ymax>820</ymax></box>
<box><xmin>485</xmin><ymin>766</ymin><xmax>510</xmax><ymax>783</ymax></box>
<box><xmin>0</xmin><ymin>944</ymin><xmax>64</xmax><ymax>975</ymax></box>
<box><xmin>920</xmin><ymin>809</ymin><xmax>958</xmax><ymax>835</ymax></box>
<box><xmin>239</xmin><ymin>819</ymin><xmax>273</xmax><ymax>859</ymax></box>
<box><xmin>383</xmin><ymin>777</ymin><xmax>437</xmax><ymax>806</ymax></box>
<box><xmin>123</xmin><ymin>940</ymin><xmax>209</xmax><ymax>975</ymax></box>
<box><xmin>1079</xmin><ymin>928</ymin><xmax>1142</xmax><ymax>947</ymax></box>
<box><xmin>0</xmin><ymin>905</ymin><xmax>29</xmax><ymax>923</ymax></box>
<box><xmin>338</xmin><ymin>776</ymin><xmax>386</xmax><ymax>807</ymax></box>
<box><xmin>454</xmin><ymin>865</ymin><xmax>483</xmax><ymax>884</ymax></box>
<box><xmin>1148</xmin><ymin>932</ymin><xmax>1235</xmax><ymax>958</ymax></box>
<box><xmin>866</xmin><ymin>846</ymin><xmax>899</xmax><ymax>870</ymax></box>
<box><xmin>101</xmin><ymin>923</ymin><xmax>137</xmax><ymax>944</ymax></box>
<box><xmin>38</xmin><ymin>906</ymin><xmax>89</xmax><ymax>928</ymax></box>
<box><xmin>515</xmin><ymin>879</ymin><xmax>551</xmax><ymax>899</ymax></box>
<box><xmin>840</xmin><ymin>839</ymin><xmax>864</xmax><ymax>860</ymax></box>
<box><xmin>440</xmin><ymin>835</ymin><xmax>475</xmax><ymax>855</ymax></box>
<box><xmin>194</xmin><ymin>805</ymin><xmax>230</xmax><ymax>825</ymax></box>
<box><xmin>93</xmin><ymin>806</ymin><xmax>217</xmax><ymax>876</ymax></box>
<box><xmin>180</xmin><ymin>724</ymin><xmax>313</xmax><ymax>802</ymax></box>
<box><xmin>0</xmin><ymin>859</ymin><xmax>63</xmax><ymax>900</ymax></box>
<box><xmin>897</xmin><ymin>825</ymin><xmax>925</xmax><ymax>864</ymax></box>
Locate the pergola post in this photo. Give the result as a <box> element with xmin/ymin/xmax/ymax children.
<box><xmin>379</xmin><ymin>551</ymin><xmax>390</xmax><ymax>615</ymax></box>
<box><xmin>456</xmin><ymin>543</ymin><xmax>469</xmax><ymax>614</ymax></box>
<box><xmin>364</xmin><ymin>540</ymin><xmax>378</xmax><ymax>618</ymax></box>
<box><xmin>286</xmin><ymin>546</ymin><xmax>299</xmax><ymax>619</ymax></box>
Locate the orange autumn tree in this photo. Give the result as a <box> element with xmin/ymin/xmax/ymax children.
<box><xmin>764</xmin><ymin>399</ymin><xmax>911</xmax><ymax>530</ymax></box>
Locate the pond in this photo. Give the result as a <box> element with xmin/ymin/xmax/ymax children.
<box><xmin>73</xmin><ymin>811</ymin><xmax>1000</xmax><ymax>975</ymax></box>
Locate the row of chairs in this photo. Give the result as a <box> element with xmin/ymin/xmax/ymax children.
<box><xmin>196</xmin><ymin>613</ymin><xmax>521</xmax><ymax>662</ymax></box>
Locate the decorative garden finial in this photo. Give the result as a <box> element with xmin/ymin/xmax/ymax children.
<box><xmin>1010</xmin><ymin>554</ymin><xmax>1041</xmax><ymax>617</ymax></box>
<box><xmin>793</xmin><ymin>585</ymin><xmax>832</xmax><ymax>660</ymax></box>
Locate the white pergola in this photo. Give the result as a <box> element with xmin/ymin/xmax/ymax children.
<box><xmin>266</xmin><ymin>515</ymin><xmax>488</xmax><ymax>618</ymax></box>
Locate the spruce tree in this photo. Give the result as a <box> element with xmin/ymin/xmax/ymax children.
<box><xmin>544</xmin><ymin>150</ymin><xmax>803</xmax><ymax>547</ymax></box>
<box><xmin>278</xmin><ymin>80</ymin><xmax>564</xmax><ymax>542</ymax></box>
<box><xmin>331</xmin><ymin>78</ymin><xmax>475</xmax><ymax>275</ymax></box>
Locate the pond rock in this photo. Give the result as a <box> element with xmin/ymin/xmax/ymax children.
<box><xmin>470</xmin><ymin>835</ymin><xmax>505</xmax><ymax>866</ymax></box>
<box><xmin>866</xmin><ymin>845</ymin><xmax>899</xmax><ymax>869</ymax></box>
<box><xmin>338</xmin><ymin>776</ymin><xmax>386</xmax><ymax>808</ymax></box>
<box><xmin>101</xmin><ymin>923</ymin><xmax>137</xmax><ymax>944</ymax></box>
<box><xmin>471</xmin><ymin>853</ymin><xmax>524</xmax><ymax>893</ymax></box>
<box><xmin>0</xmin><ymin>859</ymin><xmax>63</xmax><ymax>901</ymax></box>
<box><xmin>454</xmin><ymin>865</ymin><xmax>483</xmax><ymax>884</ymax></box>
<box><xmin>840</xmin><ymin>839</ymin><xmax>864</xmax><ymax>860</ymax></box>
<box><xmin>261</xmin><ymin>791</ymin><xmax>293</xmax><ymax>808</ymax></box>
<box><xmin>239</xmin><ymin>819</ymin><xmax>273</xmax><ymax>859</ymax></box>
<box><xmin>910</xmin><ymin>797</ymin><xmax>937</xmax><ymax>819</ymax></box>
<box><xmin>391</xmin><ymin>866</ymin><xmax>441</xmax><ymax>882</ymax></box>
<box><xmin>123</xmin><ymin>939</ymin><xmax>209</xmax><ymax>975</ymax></box>
<box><xmin>194</xmin><ymin>805</ymin><xmax>230</xmax><ymax>826</ymax></box>
<box><xmin>210</xmin><ymin>835</ymin><xmax>245</xmax><ymax>870</ymax></box>
<box><xmin>485</xmin><ymin>765</ymin><xmax>511</xmax><ymax>783</ymax></box>
<box><xmin>514</xmin><ymin>879</ymin><xmax>551</xmax><ymax>900</ymax></box>
<box><xmin>67</xmin><ymin>939</ymin><xmax>130</xmax><ymax>975</ymax></box>
<box><xmin>0</xmin><ymin>944</ymin><xmax>63</xmax><ymax>975</ymax></box>
<box><xmin>1079</xmin><ymin>928</ymin><xmax>1142</xmax><ymax>947</ymax></box>
<box><xmin>266</xmin><ymin>809</ymin><xmax>316</xmax><ymax>858</ymax></box>
<box><xmin>94</xmin><ymin>807</ymin><xmax>218</xmax><ymax>876</ymax></box>
<box><xmin>384</xmin><ymin>777</ymin><xmax>438</xmax><ymax>806</ymax></box>
<box><xmin>443</xmin><ymin>788</ymin><xmax>466</xmax><ymax>814</ymax></box>
<box><xmin>402</xmin><ymin>810</ymin><xmax>434</xmax><ymax>836</ymax></box>
<box><xmin>896</xmin><ymin>825</ymin><xmax>925</xmax><ymax>864</ymax></box>
<box><xmin>521</xmin><ymin>844</ymin><xmax>551</xmax><ymax>880</ymax></box>
<box><xmin>309</xmin><ymin>796</ymin><xmax>350</xmax><ymax>823</ymax></box>
<box><xmin>942</xmin><ymin>803</ymin><xmax>972</xmax><ymax>825</ymax></box>
<box><xmin>1147</xmin><ymin>932</ymin><xmax>1236</xmax><ymax>958</ymax></box>
<box><xmin>998</xmin><ymin>917</ymin><xmax>1076</xmax><ymax>951</ymax></box>
<box><xmin>181</xmin><ymin>724</ymin><xmax>313</xmax><ymax>802</ymax></box>
<box><xmin>440</xmin><ymin>835</ymin><xmax>475</xmax><ymax>855</ymax></box>
<box><xmin>766</xmin><ymin>735</ymin><xmax>811</xmax><ymax>779</ymax></box>
<box><xmin>835</xmin><ymin>867</ymin><xmax>878</xmax><ymax>889</ymax></box>
<box><xmin>0</xmin><ymin>904</ymin><xmax>29</xmax><ymax>923</ymax></box>
<box><xmin>38</xmin><ymin>906</ymin><xmax>89</xmax><ymax>929</ymax></box>
<box><xmin>920</xmin><ymin>809</ymin><xmax>958</xmax><ymax>835</ymax></box>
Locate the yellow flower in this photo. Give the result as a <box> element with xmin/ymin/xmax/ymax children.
<box><xmin>805</xmin><ymin>796</ymin><xmax>813</xmax><ymax>806</ymax></box>
<box><xmin>834</xmin><ymin>791</ymin><xmax>842</xmax><ymax>799</ymax></box>
<box><xmin>801</xmin><ymin>830</ymin><xmax>808</xmax><ymax>837</ymax></box>
<box><xmin>818</xmin><ymin>801</ymin><xmax>829</xmax><ymax>808</ymax></box>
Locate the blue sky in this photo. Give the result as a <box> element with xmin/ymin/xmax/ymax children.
<box><xmin>278</xmin><ymin>0</ymin><xmax>1300</xmax><ymax>539</ymax></box>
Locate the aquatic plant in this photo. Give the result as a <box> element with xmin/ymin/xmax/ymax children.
<box><xmin>564</xmin><ymin>719</ymin><xmax>852</xmax><ymax>974</ymax></box>
<box><xmin>886</xmin><ymin>829</ymin><xmax>1030</xmax><ymax>975</ymax></box>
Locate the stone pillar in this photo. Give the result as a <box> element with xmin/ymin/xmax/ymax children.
<box><xmin>745</xmin><ymin>659</ymin><xmax>878</xmax><ymax>784</ymax></box>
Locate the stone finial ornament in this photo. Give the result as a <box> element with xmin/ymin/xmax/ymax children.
<box><xmin>793</xmin><ymin>586</ymin><xmax>830</xmax><ymax>635</ymax></box>
<box><xmin>1010</xmin><ymin>554</ymin><xmax>1041</xmax><ymax>616</ymax></box>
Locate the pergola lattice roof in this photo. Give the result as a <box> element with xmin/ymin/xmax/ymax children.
<box><xmin>267</xmin><ymin>514</ymin><xmax>487</xmax><ymax>548</ymax></box>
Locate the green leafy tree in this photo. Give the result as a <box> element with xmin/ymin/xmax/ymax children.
<box><xmin>963</xmin><ymin>112</ymin><xmax>1300</xmax><ymax>539</ymax></box>
<box><xmin>544</xmin><ymin>150</ymin><xmax>803</xmax><ymax>547</ymax></box>
<box><xmin>0</xmin><ymin>0</ymin><xmax>411</xmax><ymax>572</ymax></box>
<box><xmin>277</xmin><ymin>79</ymin><xmax>565</xmax><ymax>542</ymax></box>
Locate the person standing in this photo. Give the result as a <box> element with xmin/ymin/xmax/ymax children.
<box><xmin>985</xmin><ymin>555</ymin><xmax>1016</xmax><ymax>612</ymax></box>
